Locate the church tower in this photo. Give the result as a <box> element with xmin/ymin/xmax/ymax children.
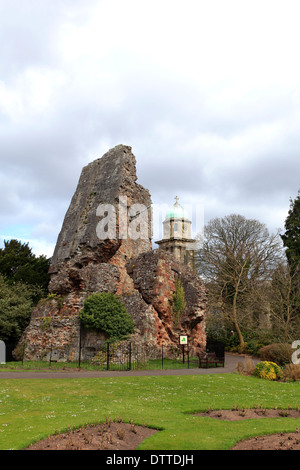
<box><xmin>156</xmin><ymin>197</ymin><xmax>197</xmax><ymax>272</ymax></box>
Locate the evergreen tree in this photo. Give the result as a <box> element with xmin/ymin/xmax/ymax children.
<box><xmin>80</xmin><ymin>292</ymin><xmax>135</xmax><ymax>342</ymax></box>
<box><xmin>0</xmin><ymin>275</ymin><xmax>38</xmax><ymax>342</ymax></box>
<box><xmin>0</xmin><ymin>239</ymin><xmax>50</xmax><ymax>299</ymax></box>
<box><xmin>280</xmin><ymin>191</ymin><xmax>300</xmax><ymax>334</ymax></box>
<box><xmin>281</xmin><ymin>190</ymin><xmax>300</xmax><ymax>273</ymax></box>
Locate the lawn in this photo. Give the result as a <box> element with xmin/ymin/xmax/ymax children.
<box><xmin>0</xmin><ymin>373</ymin><xmax>299</xmax><ymax>450</ymax></box>
<box><xmin>0</xmin><ymin>357</ymin><xmax>200</xmax><ymax>371</ymax></box>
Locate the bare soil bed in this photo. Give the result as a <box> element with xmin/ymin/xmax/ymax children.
<box><xmin>25</xmin><ymin>408</ymin><xmax>300</xmax><ymax>451</ymax></box>
<box><xmin>232</xmin><ymin>431</ymin><xmax>300</xmax><ymax>450</ymax></box>
<box><xmin>25</xmin><ymin>421</ymin><xmax>158</xmax><ymax>450</ymax></box>
<box><xmin>197</xmin><ymin>408</ymin><xmax>300</xmax><ymax>421</ymax></box>
<box><xmin>197</xmin><ymin>408</ymin><xmax>300</xmax><ymax>450</ymax></box>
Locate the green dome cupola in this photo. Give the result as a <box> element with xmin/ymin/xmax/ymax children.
<box><xmin>165</xmin><ymin>196</ymin><xmax>190</xmax><ymax>221</ymax></box>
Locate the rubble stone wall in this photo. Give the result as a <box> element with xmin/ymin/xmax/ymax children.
<box><xmin>17</xmin><ymin>145</ymin><xmax>206</xmax><ymax>361</ymax></box>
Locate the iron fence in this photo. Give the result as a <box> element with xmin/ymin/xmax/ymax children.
<box><xmin>81</xmin><ymin>341</ymin><xmax>201</xmax><ymax>371</ymax></box>
<box><xmin>7</xmin><ymin>339</ymin><xmax>225</xmax><ymax>371</ymax></box>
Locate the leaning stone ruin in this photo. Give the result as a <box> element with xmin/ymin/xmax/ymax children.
<box><xmin>18</xmin><ymin>145</ymin><xmax>207</xmax><ymax>361</ymax></box>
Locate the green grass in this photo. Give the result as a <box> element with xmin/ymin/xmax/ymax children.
<box><xmin>0</xmin><ymin>360</ymin><xmax>102</xmax><ymax>371</ymax></box>
<box><xmin>0</xmin><ymin>357</ymin><xmax>201</xmax><ymax>371</ymax></box>
<box><xmin>0</xmin><ymin>373</ymin><xmax>299</xmax><ymax>450</ymax></box>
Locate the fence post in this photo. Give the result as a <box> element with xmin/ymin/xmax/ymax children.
<box><xmin>21</xmin><ymin>342</ymin><xmax>25</xmax><ymax>364</ymax></box>
<box><xmin>107</xmin><ymin>342</ymin><xmax>110</xmax><ymax>371</ymax></box>
<box><xmin>49</xmin><ymin>346</ymin><xmax>52</xmax><ymax>368</ymax></box>
<box><xmin>78</xmin><ymin>322</ymin><xmax>82</xmax><ymax>369</ymax></box>
<box><xmin>128</xmin><ymin>342</ymin><xmax>132</xmax><ymax>370</ymax></box>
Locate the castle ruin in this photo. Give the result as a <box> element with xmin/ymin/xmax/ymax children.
<box><xmin>18</xmin><ymin>145</ymin><xmax>207</xmax><ymax>361</ymax></box>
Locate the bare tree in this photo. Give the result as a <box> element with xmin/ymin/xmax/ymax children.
<box><xmin>269</xmin><ymin>262</ymin><xmax>300</xmax><ymax>342</ymax></box>
<box><xmin>197</xmin><ymin>214</ymin><xmax>283</xmax><ymax>351</ymax></box>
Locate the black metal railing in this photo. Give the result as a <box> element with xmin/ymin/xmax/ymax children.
<box><xmin>84</xmin><ymin>341</ymin><xmax>200</xmax><ymax>371</ymax></box>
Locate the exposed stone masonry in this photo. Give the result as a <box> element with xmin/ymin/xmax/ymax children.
<box><xmin>18</xmin><ymin>145</ymin><xmax>206</xmax><ymax>361</ymax></box>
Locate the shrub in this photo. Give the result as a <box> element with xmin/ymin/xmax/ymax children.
<box><xmin>172</xmin><ymin>278</ymin><xmax>186</xmax><ymax>326</ymax></box>
<box><xmin>253</xmin><ymin>361</ymin><xmax>283</xmax><ymax>381</ymax></box>
<box><xmin>205</xmin><ymin>326</ymin><xmax>280</xmax><ymax>356</ymax></box>
<box><xmin>258</xmin><ymin>343</ymin><xmax>293</xmax><ymax>366</ymax></box>
<box><xmin>80</xmin><ymin>292</ymin><xmax>135</xmax><ymax>342</ymax></box>
<box><xmin>236</xmin><ymin>358</ymin><xmax>256</xmax><ymax>376</ymax></box>
<box><xmin>0</xmin><ymin>275</ymin><xmax>35</xmax><ymax>343</ymax></box>
<box><xmin>283</xmin><ymin>363</ymin><xmax>300</xmax><ymax>381</ymax></box>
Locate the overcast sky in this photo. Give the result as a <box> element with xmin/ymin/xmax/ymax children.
<box><xmin>1</xmin><ymin>0</ymin><xmax>300</xmax><ymax>258</ymax></box>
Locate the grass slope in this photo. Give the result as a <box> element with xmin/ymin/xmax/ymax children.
<box><xmin>0</xmin><ymin>373</ymin><xmax>299</xmax><ymax>450</ymax></box>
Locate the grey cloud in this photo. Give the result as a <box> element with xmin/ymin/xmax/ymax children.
<box><xmin>1</xmin><ymin>0</ymin><xmax>300</xmax><ymax>256</ymax></box>
<box><xmin>0</xmin><ymin>0</ymin><xmax>94</xmax><ymax>79</ymax></box>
